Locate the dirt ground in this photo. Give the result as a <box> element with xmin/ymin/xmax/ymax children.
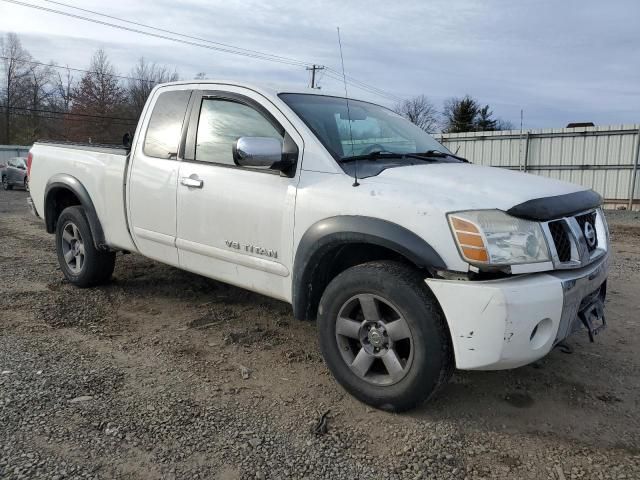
<box><xmin>1</xmin><ymin>188</ymin><xmax>639</xmax><ymax>480</ymax></box>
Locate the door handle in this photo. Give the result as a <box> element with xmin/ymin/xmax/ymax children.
<box><xmin>181</xmin><ymin>176</ymin><xmax>204</xmax><ymax>188</ymax></box>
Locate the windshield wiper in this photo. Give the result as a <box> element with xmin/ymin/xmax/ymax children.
<box><xmin>339</xmin><ymin>151</ymin><xmax>406</xmax><ymax>163</ymax></box>
<box><xmin>416</xmin><ymin>150</ymin><xmax>469</xmax><ymax>163</ymax></box>
<box><xmin>339</xmin><ymin>149</ymin><xmax>469</xmax><ymax>164</ymax></box>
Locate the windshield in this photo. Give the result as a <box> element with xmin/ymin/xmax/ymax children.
<box><xmin>279</xmin><ymin>93</ymin><xmax>450</xmax><ymax>161</ymax></box>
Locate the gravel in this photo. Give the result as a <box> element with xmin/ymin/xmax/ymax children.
<box><xmin>1</xmin><ymin>189</ymin><xmax>640</xmax><ymax>479</ymax></box>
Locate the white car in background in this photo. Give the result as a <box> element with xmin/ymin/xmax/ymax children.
<box><xmin>1</xmin><ymin>156</ymin><xmax>29</xmax><ymax>191</ymax></box>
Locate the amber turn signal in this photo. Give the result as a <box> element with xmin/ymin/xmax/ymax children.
<box><xmin>449</xmin><ymin>215</ymin><xmax>490</xmax><ymax>263</ymax></box>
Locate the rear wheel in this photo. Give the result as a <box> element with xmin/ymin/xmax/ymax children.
<box><xmin>2</xmin><ymin>175</ymin><xmax>11</xmax><ymax>190</ymax></box>
<box><xmin>23</xmin><ymin>177</ymin><xmax>29</xmax><ymax>192</ymax></box>
<box><xmin>317</xmin><ymin>261</ymin><xmax>453</xmax><ymax>412</ymax></box>
<box><xmin>55</xmin><ymin>206</ymin><xmax>116</xmax><ymax>287</ymax></box>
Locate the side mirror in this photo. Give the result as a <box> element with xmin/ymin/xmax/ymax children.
<box><xmin>233</xmin><ymin>137</ymin><xmax>283</xmax><ymax>168</ymax></box>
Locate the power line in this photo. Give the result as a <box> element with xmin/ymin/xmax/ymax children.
<box><xmin>2</xmin><ymin>105</ymin><xmax>137</xmax><ymax>122</ymax></box>
<box><xmin>1</xmin><ymin>0</ymin><xmax>406</xmax><ymax>103</ymax></box>
<box><xmin>325</xmin><ymin>68</ymin><xmax>404</xmax><ymax>103</ymax></box>
<box><xmin>0</xmin><ymin>56</ymin><xmax>157</xmax><ymax>84</ymax></box>
<box><xmin>1</xmin><ymin>0</ymin><xmax>310</xmax><ymax>68</ymax></box>
<box><xmin>323</xmin><ymin>70</ymin><xmax>403</xmax><ymax>103</ymax></box>
<box><xmin>306</xmin><ymin>64</ymin><xmax>325</xmax><ymax>89</ymax></box>
<box><xmin>4</xmin><ymin>53</ymin><xmax>402</xmax><ymax>103</ymax></box>
<box><xmin>0</xmin><ymin>107</ymin><xmax>137</xmax><ymax>126</ymax></box>
<box><xmin>42</xmin><ymin>0</ymin><xmax>312</xmax><ymax>68</ymax></box>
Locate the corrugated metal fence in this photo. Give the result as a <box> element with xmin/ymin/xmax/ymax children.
<box><xmin>440</xmin><ymin>125</ymin><xmax>640</xmax><ymax>210</ymax></box>
<box><xmin>0</xmin><ymin>145</ymin><xmax>31</xmax><ymax>163</ymax></box>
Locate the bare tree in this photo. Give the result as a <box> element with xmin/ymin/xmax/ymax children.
<box><xmin>393</xmin><ymin>95</ymin><xmax>439</xmax><ymax>133</ymax></box>
<box><xmin>71</xmin><ymin>49</ymin><xmax>130</xmax><ymax>143</ymax></box>
<box><xmin>0</xmin><ymin>32</ymin><xmax>33</xmax><ymax>143</ymax></box>
<box><xmin>17</xmin><ymin>62</ymin><xmax>55</xmax><ymax>143</ymax></box>
<box><xmin>127</xmin><ymin>57</ymin><xmax>178</xmax><ymax>118</ymax></box>
<box><xmin>495</xmin><ymin>118</ymin><xmax>514</xmax><ymax>131</ymax></box>
<box><xmin>40</xmin><ymin>66</ymin><xmax>76</xmax><ymax>140</ymax></box>
<box><xmin>53</xmin><ymin>66</ymin><xmax>75</xmax><ymax>112</ymax></box>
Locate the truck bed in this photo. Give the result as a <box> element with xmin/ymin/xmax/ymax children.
<box><xmin>35</xmin><ymin>140</ymin><xmax>128</xmax><ymax>156</ymax></box>
<box><xmin>29</xmin><ymin>141</ymin><xmax>136</xmax><ymax>252</ymax></box>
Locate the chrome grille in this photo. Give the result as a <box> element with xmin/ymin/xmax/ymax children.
<box><xmin>542</xmin><ymin>209</ymin><xmax>607</xmax><ymax>270</ymax></box>
<box><xmin>548</xmin><ymin>221</ymin><xmax>572</xmax><ymax>262</ymax></box>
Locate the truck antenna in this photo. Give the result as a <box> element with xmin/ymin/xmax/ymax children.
<box><xmin>337</xmin><ymin>27</ymin><xmax>359</xmax><ymax>187</ymax></box>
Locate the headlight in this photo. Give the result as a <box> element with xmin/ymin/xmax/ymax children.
<box><xmin>448</xmin><ymin>210</ymin><xmax>550</xmax><ymax>266</ymax></box>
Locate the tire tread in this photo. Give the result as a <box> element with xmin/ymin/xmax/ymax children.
<box><xmin>55</xmin><ymin>206</ymin><xmax>116</xmax><ymax>287</ymax></box>
<box><xmin>318</xmin><ymin>260</ymin><xmax>453</xmax><ymax>412</ymax></box>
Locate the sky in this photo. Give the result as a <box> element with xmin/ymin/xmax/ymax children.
<box><xmin>1</xmin><ymin>0</ymin><xmax>639</xmax><ymax>129</ymax></box>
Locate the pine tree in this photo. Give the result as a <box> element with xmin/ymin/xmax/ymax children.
<box><xmin>443</xmin><ymin>95</ymin><xmax>479</xmax><ymax>133</ymax></box>
<box><xmin>475</xmin><ymin>105</ymin><xmax>497</xmax><ymax>131</ymax></box>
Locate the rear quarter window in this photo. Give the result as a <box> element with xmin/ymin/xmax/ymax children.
<box><xmin>143</xmin><ymin>90</ymin><xmax>191</xmax><ymax>159</ymax></box>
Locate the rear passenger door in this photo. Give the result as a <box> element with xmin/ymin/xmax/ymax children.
<box><xmin>127</xmin><ymin>87</ymin><xmax>192</xmax><ymax>266</ymax></box>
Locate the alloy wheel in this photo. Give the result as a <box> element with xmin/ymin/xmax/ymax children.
<box><xmin>61</xmin><ymin>221</ymin><xmax>85</xmax><ymax>274</ymax></box>
<box><xmin>335</xmin><ymin>293</ymin><xmax>414</xmax><ymax>386</ymax></box>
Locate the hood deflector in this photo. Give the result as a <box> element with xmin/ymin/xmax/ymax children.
<box><xmin>507</xmin><ymin>190</ymin><xmax>603</xmax><ymax>221</ymax></box>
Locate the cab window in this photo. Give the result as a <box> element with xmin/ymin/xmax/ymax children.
<box><xmin>194</xmin><ymin>98</ymin><xmax>283</xmax><ymax>166</ymax></box>
<box><xmin>143</xmin><ymin>90</ymin><xmax>191</xmax><ymax>159</ymax></box>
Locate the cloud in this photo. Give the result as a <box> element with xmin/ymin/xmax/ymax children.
<box><xmin>1</xmin><ymin>0</ymin><xmax>638</xmax><ymax>127</ymax></box>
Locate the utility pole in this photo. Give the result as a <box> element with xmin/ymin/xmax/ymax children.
<box><xmin>306</xmin><ymin>64</ymin><xmax>325</xmax><ymax>89</ymax></box>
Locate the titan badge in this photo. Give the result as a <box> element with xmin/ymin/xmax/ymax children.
<box><xmin>225</xmin><ymin>240</ymin><xmax>278</xmax><ymax>259</ymax></box>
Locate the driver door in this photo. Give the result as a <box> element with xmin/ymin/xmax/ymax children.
<box><xmin>175</xmin><ymin>90</ymin><xmax>302</xmax><ymax>301</ymax></box>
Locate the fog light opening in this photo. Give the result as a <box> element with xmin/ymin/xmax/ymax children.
<box><xmin>530</xmin><ymin>325</ymin><xmax>538</xmax><ymax>341</ymax></box>
<box><xmin>530</xmin><ymin>318</ymin><xmax>553</xmax><ymax>350</ymax></box>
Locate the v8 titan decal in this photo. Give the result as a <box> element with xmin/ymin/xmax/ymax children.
<box><xmin>225</xmin><ymin>240</ymin><xmax>278</xmax><ymax>259</ymax></box>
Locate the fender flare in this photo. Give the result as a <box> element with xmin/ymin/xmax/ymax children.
<box><xmin>292</xmin><ymin>216</ymin><xmax>446</xmax><ymax>320</ymax></box>
<box><xmin>44</xmin><ymin>174</ymin><xmax>107</xmax><ymax>249</ymax></box>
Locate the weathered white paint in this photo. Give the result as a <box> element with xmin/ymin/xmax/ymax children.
<box><xmin>27</xmin><ymin>81</ymin><xmax>611</xmax><ymax>371</ymax></box>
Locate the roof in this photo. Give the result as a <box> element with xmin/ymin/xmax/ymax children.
<box><xmin>156</xmin><ymin>79</ymin><xmax>373</xmax><ymax>104</ymax></box>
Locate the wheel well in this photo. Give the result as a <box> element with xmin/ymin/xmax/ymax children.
<box><xmin>45</xmin><ymin>187</ymin><xmax>82</xmax><ymax>233</ymax></box>
<box><xmin>297</xmin><ymin>242</ymin><xmax>428</xmax><ymax>321</ymax></box>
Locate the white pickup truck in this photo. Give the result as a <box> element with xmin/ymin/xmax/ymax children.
<box><xmin>27</xmin><ymin>81</ymin><xmax>609</xmax><ymax>411</ymax></box>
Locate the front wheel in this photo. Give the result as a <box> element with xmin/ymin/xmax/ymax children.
<box><xmin>23</xmin><ymin>177</ymin><xmax>29</xmax><ymax>192</ymax></box>
<box><xmin>317</xmin><ymin>261</ymin><xmax>453</xmax><ymax>412</ymax></box>
<box><xmin>55</xmin><ymin>206</ymin><xmax>116</xmax><ymax>287</ymax></box>
<box><xmin>2</xmin><ymin>176</ymin><xmax>11</xmax><ymax>190</ymax></box>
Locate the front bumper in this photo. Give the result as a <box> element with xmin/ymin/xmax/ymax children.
<box><xmin>426</xmin><ymin>253</ymin><xmax>609</xmax><ymax>370</ymax></box>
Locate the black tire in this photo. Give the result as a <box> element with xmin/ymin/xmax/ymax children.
<box><xmin>317</xmin><ymin>261</ymin><xmax>453</xmax><ymax>412</ymax></box>
<box><xmin>55</xmin><ymin>206</ymin><xmax>116</xmax><ymax>287</ymax></box>
<box><xmin>2</xmin><ymin>176</ymin><xmax>11</xmax><ymax>190</ymax></box>
<box><xmin>23</xmin><ymin>177</ymin><xmax>29</xmax><ymax>192</ymax></box>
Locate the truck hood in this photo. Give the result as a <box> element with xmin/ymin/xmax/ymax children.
<box><xmin>367</xmin><ymin>163</ymin><xmax>588</xmax><ymax>214</ymax></box>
